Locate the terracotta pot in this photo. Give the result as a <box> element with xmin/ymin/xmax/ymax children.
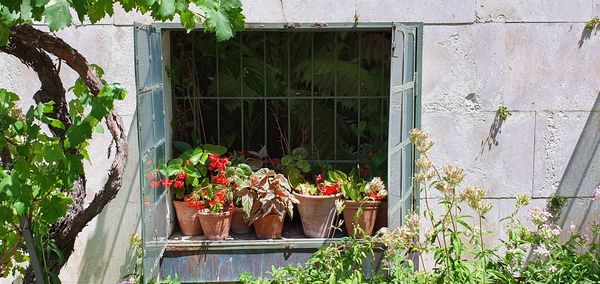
<box><xmin>231</xmin><ymin>207</ymin><xmax>253</xmax><ymax>235</ymax></box>
<box><xmin>373</xmin><ymin>200</ymin><xmax>388</xmax><ymax>232</ymax></box>
<box><xmin>173</xmin><ymin>201</ymin><xmax>203</xmax><ymax>236</ymax></box>
<box><xmin>294</xmin><ymin>193</ymin><xmax>341</xmax><ymax>238</ymax></box>
<box><xmin>342</xmin><ymin>200</ymin><xmax>379</xmax><ymax>238</ymax></box>
<box><xmin>197</xmin><ymin>209</ymin><xmax>233</xmax><ymax>240</ymax></box>
<box><xmin>254</xmin><ymin>213</ymin><xmax>285</xmax><ymax>239</ymax></box>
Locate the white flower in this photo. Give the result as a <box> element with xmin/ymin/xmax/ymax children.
<box><xmin>594</xmin><ymin>184</ymin><xmax>600</xmax><ymax>200</ymax></box>
<box><xmin>533</xmin><ymin>244</ymin><xmax>550</xmax><ymax>257</ymax></box>
<box><xmin>529</xmin><ymin>207</ymin><xmax>552</xmax><ymax>226</ymax></box>
<box><xmin>549</xmin><ymin>265</ymin><xmax>557</xmax><ymax>272</ymax></box>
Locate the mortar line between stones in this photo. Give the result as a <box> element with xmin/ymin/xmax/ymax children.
<box><xmin>532</xmin><ymin>110</ymin><xmax>537</xmax><ymax>197</ymax></box>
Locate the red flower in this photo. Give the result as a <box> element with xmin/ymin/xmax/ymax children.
<box><xmin>177</xmin><ymin>172</ymin><xmax>188</xmax><ymax>180</ymax></box>
<box><xmin>368</xmin><ymin>151</ymin><xmax>374</xmax><ymax>158</ymax></box>
<box><xmin>368</xmin><ymin>192</ymin><xmax>384</xmax><ymax>201</ymax></box>
<box><xmin>174</xmin><ymin>180</ymin><xmax>185</xmax><ymax>189</ymax></box>
<box><xmin>319</xmin><ymin>182</ymin><xmax>340</xmax><ymax>196</ymax></box>
<box><xmin>316</xmin><ymin>174</ymin><xmax>324</xmax><ymax>185</ymax></box>
<box><xmin>208</xmin><ymin>154</ymin><xmax>230</xmax><ymax>171</ymax></box>
<box><xmin>237</xmin><ymin>151</ymin><xmax>246</xmax><ymax>157</ymax></box>
<box><xmin>146</xmin><ymin>172</ymin><xmax>157</xmax><ymax>180</ymax></box>
<box><xmin>360</xmin><ymin>167</ymin><xmax>371</xmax><ymax>177</ymax></box>
<box><xmin>212</xmin><ymin>172</ymin><xmax>229</xmax><ymax>187</ymax></box>
<box><xmin>185</xmin><ymin>159</ymin><xmax>190</xmax><ymax>165</ymax></box>
<box><xmin>162</xmin><ymin>179</ymin><xmax>173</xmax><ymax>187</ymax></box>
<box><xmin>150</xmin><ymin>181</ymin><xmax>161</xmax><ymax>188</ymax></box>
<box><xmin>214</xmin><ymin>190</ymin><xmax>226</xmax><ymax>202</ymax></box>
<box><xmin>184</xmin><ymin>197</ymin><xmax>202</xmax><ymax>209</ymax></box>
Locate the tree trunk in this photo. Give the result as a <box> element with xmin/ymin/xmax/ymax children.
<box><xmin>3</xmin><ymin>25</ymin><xmax>130</xmax><ymax>282</ymax></box>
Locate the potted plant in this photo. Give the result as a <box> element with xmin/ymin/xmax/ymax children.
<box><xmin>329</xmin><ymin>170</ymin><xmax>388</xmax><ymax>237</ymax></box>
<box><xmin>157</xmin><ymin>147</ymin><xmax>215</xmax><ymax>236</ymax></box>
<box><xmin>236</xmin><ymin>168</ymin><xmax>298</xmax><ymax>239</ymax></box>
<box><xmin>226</xmin><ymin>162</ymin><xmax>254</xmax><ymax>235</ymax></box>
<box><xmin>293</xmin><ymin>174</ymin><xmax>342</xmax><ymax>238</ymax></box>
<box><xmin>195</xmin><ymin>153</ymin><xmax>237</xmax><ymax>240</ymax></box>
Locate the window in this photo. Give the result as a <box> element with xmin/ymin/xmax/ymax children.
<box><xmin>134</xmin><ymin>22</ymin><xmax>421</xmax><ymax>283</ymax></box>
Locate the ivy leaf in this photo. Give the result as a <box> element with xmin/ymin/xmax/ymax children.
<box><xmin>43</xmin><ymin>0</ymin><xmax>72</xmax><ymax>32</ymax></box>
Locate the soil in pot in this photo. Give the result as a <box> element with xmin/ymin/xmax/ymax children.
<box><xmin>254</xmin><ymin>213</ymin><xmax>285</xmax><ymax>239</ymax></box>
<box><xmin>197</xmin><ymin>209</ymin><xmax>233</xmax><ymax>240</ymax></box>
<box><xmin>173</xmin><ymin>200</ymin><xmax>203</xmax><ymax>236</ymax></box>
<box><xmin>294</xmin><ymin>193</ymin><xmax>341</xmax><ymax>238</ymax></box>
<box><xmin>231</xmin><ymin>207</ymin><xmax>253</xmax><ymax>235</ymax></box>
<box><xmin>342</xmin><ymin>200</ymin><xmax>379</xmax><ymax>238</ymax></box>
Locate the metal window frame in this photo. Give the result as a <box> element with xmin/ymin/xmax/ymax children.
<box><xmin>135</xmin><ymin>21</ymin><xmax>422</xmax><ymax>283</ymax></box>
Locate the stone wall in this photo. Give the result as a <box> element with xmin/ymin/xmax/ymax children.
<box><xmin>1</xmin><ymin>1</ymin><xmax>599</xmax><ymax>283</ymax></box>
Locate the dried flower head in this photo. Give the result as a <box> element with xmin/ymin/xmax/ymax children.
<box><xmin>443</xmin><ymin>165</ymin><xmax>464</xmax><ymax>186</ymax></box>
<box><xmin>529</xmin><ymin>207</ymin><xmax>552</xmax><ymax>226</ymax></box>
<box><xmin>460</xmin><ymin>187</ymin><xmax>492</xmax><ymax>215</ymax></box>
<box><xmin>516</xmin><ymin>194</ymin><xmax>531</xmax><ymax>207</ymax></box>
<box><xmin>415</xmin><ymin>156</ymin><xmax>433</xmax><ymax>171</ymax></box>
<box><xmin>410</xmin><ymin>129</ymin><xmax>434</xmax><ymax>153</ymax></box>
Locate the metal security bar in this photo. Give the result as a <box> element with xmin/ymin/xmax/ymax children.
<box><xmin>170</xmin><ymin>30</ymin><xmax>392</xmax><ymax>165</ymax></box>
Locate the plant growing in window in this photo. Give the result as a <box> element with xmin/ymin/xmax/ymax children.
<box><xmin>327</xmin><ymin>170</ymin><xmax>388</xmax><ymax>237</ymax></box>
<box><xmin>293</xmin><ymin>175</ymin><xmax>343</xmax><ymax>238</ymax></box>
<box><xmin>236</xmin><ymin>169</ymin><xmax>298</xmax><ymax>239</ymax></box>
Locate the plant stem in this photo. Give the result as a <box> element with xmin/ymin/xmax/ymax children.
<box><xmin>479</xmin><ymin>215</ymin><xmax>486</xmax><ymax>284</ymax></box>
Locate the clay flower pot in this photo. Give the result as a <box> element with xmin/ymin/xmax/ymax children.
<box><xmin>254</xmin><ymin>213</ymin><xmax>285</xmax><ymax>239</ymax></box>
<box><xmin>342</xmin><ymin>200</ymin><xmax>379</xmax><ymax>238</ymax></box>
<box><xmin>197</xmin><ymin>209</ymin><xmax>233</xmax><ymax>240</ymax></box>
<box><xmin>173</xmin><ymin>201</ymin><xmax>203</xmax><ymax>236</ymax></box>
<box><xmin>231</xmin><ymin>207</ymin><xmax>253</xmax><ymax>235</ymax></box>
<box><xmin>294</xmin><ymin>193</ymin><xmax>341</xmax><ymax>238</ymax></box>
<box><xmin>373</xmin><ymin>199</ymin><xmax>388</xmax><ymax>232</ymax></box>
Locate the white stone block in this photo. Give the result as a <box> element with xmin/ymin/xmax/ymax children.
<box><xmin>357</xmin><ymin>0</ymin><xmax>475</xmax><ymax>24</ymax></box>
<box><xmin>421</xmin><ymin>111</ymin><xmax>535</xmax><ymax>198</ymax></box>
<box><xmin>422</xmin><ymin>23</ymin><xmax>506</xmax><ymax>113</ymax></box>
<box><xmin>476</xmin><ymin>0</ymin><xmax>592</xmax><ymax>23</ymax></box>
<box><xmin>53</xmin><ymin>25</ymin><xmax>137</xmax><ymax>116</ymax></box>
<box><xmin>504</xmin><ymin>23</ymin><xmax>600</xmax><ymax>111</ymax></box>
<box><xmin>533</xmin><ymin>110</ymin><xmax>600</xmax><ymax>197</ymax></box>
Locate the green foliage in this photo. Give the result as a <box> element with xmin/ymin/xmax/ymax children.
<box><xmin>0</xmin><ymin>0</ymin><xmax>245</xmax><ymax>45</ymax></box>
<box><xmin>281</xmin><ymin>147</ymin><xmax>311</xmax><ymax>188</ymax></box>
<box><xmin>496</xmin><ymin>105</ymin><xmax>512</xmax><ymax>121</ymax></box>
<box><xmin>241</xmin><ymin>129</ymin><xmax>600</xmax><ymax>284</ymax></box>
<box><xmin>0</xmin><ymin>67</ymin><xmax>126</xmax><ymax>280</ymax></box>
<box><xmin>548</xmin><ymin>194</ymin><xmax>567</xmax><ymax>215</ymax></box>
<box><xmin>586</xmin><ymin>16</ymin><xmax>600</xmax><ymax>30</ymax></box>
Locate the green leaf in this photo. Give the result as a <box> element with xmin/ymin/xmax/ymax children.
<box><xmin>88</xmin><ymin>0</ymin><xmax>113</xmax><ymax>23</ymax></box>
<box><xmin>14</xmin><ymin>201</ymin><xmax>25</xmax><ymax>215</ymax></box>
<box><xmin>156</xmin><ymin>0</ymin><xmax>175</xmax><ymax>20</ymax></box>
<box><xmin>43</xmin><ymin>0</ymin><xmax>72</xmax><ymax>31</ymax></box>
<box><xmin>203</xmin><ymin>144</ymin><xmax>227</xmax><ymax>155</ymax></box>
<box><xmin>173</xmin><ymin>141</ymin><xmax>192</xmax><ymax>153</ymax></box>
<box><xmin>41</xmin><ymin>194</ymin><xmax>72</xmax><ymax>224</ymax></box>
<box><xmin>204</xmin><ymin>8</ymin><xmax>233</xmax><ymax>42</ymax></box>
<box><xmin>0</xmin><ymin>20</ymin><xmax>11</xmax><ymax>47</ymax></box>
<box><xmin>179</xmin><ymin>10</ymin><xmax>195</xmax><ymax>32</ymax></box>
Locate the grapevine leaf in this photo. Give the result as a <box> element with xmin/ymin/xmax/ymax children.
<box><xmin>43</xmin><ymin>0</ymin><xmax>72</xmax><ymax>31</ymax></box>
<box><xmin>205</xmin><ymin>8</ymin><xmax>233</xmax><ymax>42</ymax></box>
<box><xmin>0</xmin><ymin>22</ymin><xmax>9</xmax><ymax>47</ymax></box>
